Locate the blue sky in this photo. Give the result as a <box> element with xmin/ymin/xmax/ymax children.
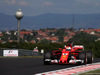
<box><xmin>0</xmin><ymin>0</ymin><xmax>100</xmax><ymax>16</ymax></box>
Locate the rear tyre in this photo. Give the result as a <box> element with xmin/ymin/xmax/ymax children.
<box><xmin>79</xmin><ymin>52</ymin><xmax>87</xmax><ymax>65</ymax></box>
<box><xmin>86</xmin><ymin>51</ymin><xmax>93</xmax><ymax>64</ymax></box>
<box><xmin>43</xmin><ymin>51</ymin><xmax>52</xmax><ymax>65</ymax></box>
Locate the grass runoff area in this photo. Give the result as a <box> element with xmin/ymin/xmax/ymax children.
<box><xmin>80</xmin><ymin>69</ymin><xmax>100</xmax><ymax>75</ymax></box>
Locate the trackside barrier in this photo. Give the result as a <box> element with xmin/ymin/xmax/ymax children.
<box><xmin>35</xmin><ymin>62</ymin><xmax>100</xmax><ymax>75</ymax></box>
<box><xmin>0</xmin><ymin>49</ymin><xmax>41</xmax><ymax>56</ymax></box>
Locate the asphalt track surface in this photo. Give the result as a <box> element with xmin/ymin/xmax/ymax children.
<box><xmin>0</xmin><ymin>57</ymin><xmax>100</xmax><ymax>75</ymax></box>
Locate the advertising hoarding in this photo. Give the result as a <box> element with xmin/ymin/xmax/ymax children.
<box><xmin>3</xmin><ymin>50</ymin><xmax>18</xmax><ymax>56</ymax></box>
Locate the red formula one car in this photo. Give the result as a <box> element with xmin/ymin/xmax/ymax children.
<box><xmin>43</xmin><ymin>43</ymin><xmax>93</xmax><ymax>65</ymax></box>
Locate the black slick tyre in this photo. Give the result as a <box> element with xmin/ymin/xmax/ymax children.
<box><xmin>79</xmin><ymin>52</ymin><xmax>87</xmax><ymax>65</ymax></box>
<box><xmin>43</xmin><ymin>51</ymin><xmax>52</xmax><ymax>65</ymax></box>
<box><xmin>86</xmin><ymin>51</ymin><xmax>93</xmax><ymax>64</ymax></box>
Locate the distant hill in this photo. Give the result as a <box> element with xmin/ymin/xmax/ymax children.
<box><xmin>0</xmin><ymin>13</ymin><xmax>100</xmax><ymax>31</ymax></box>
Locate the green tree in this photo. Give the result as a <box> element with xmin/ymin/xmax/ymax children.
<box><xmin>40</xmin><ymin>39</ymin><xmax>51</xmax><ymax>44</ymax></box>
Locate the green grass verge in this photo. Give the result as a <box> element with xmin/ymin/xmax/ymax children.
<box><xmin>80</xmin><ymin>69</ymin><xmax>100</xmax><ymax>75</ymax></box>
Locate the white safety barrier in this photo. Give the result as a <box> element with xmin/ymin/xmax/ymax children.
<box><xmin>3</xmin><ymin>50</ymin><xmax>18</xmax><ymax>57</ymax></box>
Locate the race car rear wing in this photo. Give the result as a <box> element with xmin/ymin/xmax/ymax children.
<box><xmin>73</xmin><ymin>45</ymin><xmax>84</xmax><ymax>50</ymax></box>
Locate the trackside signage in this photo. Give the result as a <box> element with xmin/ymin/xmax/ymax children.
<box><xmin>3</xmin><ymin>50</ymin><xmax>18</xmax><ymax>56</ymax></box>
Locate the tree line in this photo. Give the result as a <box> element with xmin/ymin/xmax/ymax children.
<box><xmin>0</xmin><ymin>32</ymin><xmax>100</xmax><ymax>57</ymax></box>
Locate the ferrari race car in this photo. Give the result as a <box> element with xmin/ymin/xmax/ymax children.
<box><xmin>43</xmin><ymin>43</ymin><xmax>93</xmax><ymax>65</ymax></box>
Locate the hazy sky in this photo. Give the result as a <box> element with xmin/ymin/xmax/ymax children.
<box><xmin>0</xmin><ymin>0</ymin><xmax>100</xmax><ymax>16</ymax></box>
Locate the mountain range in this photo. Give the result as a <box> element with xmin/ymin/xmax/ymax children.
<box><xmin>0</xmin><ymin>13</ymin><xmax>100</xmax><ymax>31</ymax></box>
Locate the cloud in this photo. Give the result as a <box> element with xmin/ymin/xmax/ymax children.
<box><xmin>42</xmin><ymin>1</ymin><xmax>53</xmax><ymax>6</ymax></box>
<box><xmin>76</xmin><ymin>0</ymin><xmax>100</xmax><ymax>6</ymax></box>
<box><xmin>95</xmin><ymin>3</ymin><xmax>100</xmax><ymax>6</ymax></box>
<box><xmin>18</xmin><ymin>1</ymin><xmax>29</xmax><ymax>6</ymax></box>
<box><xmin>5</xmin><ymin>0</ymin><xmax>16</xmax><ymax>5</ymax></box>
<box><xmin>0</xmin><ymin>0</ymin><xmax>30</xmax><ymax>6</ymax></box>
<box><xmin>0</xmin><ymin>0</ymin><xmax>16</xmax><ymax>5</ymax></box>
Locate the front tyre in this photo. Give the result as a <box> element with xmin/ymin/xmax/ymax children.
<box><xmin>43</xmin><ymin>51</ymin><xmax>52</xmax><ymax>65</ymax></box>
